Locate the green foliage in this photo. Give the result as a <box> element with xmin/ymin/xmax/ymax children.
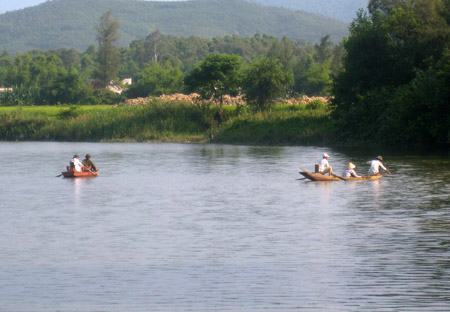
<box><xmin>185</xmin><ymin>54</ymin><xmax>243</xmax><ymax>103</ymax></box>
<box><xmin>214</xmin><ymin>104</ymin><xmax>333</xmax><ymax>144</ymax></box>
<box><xmin>0</xmin><ymin>0</ymin><xmax>348</xmax><ymax>54</ymax></box>
<box><xmin>0</xmin><ymin>34</ymin><xmax>342</xmax><ymax>105</ymax></box>
<box><xmin>333</xmin><ymin>0</ymin><xmax>450</xmax><ymax>148</ymax></box>
<box><xmin>57</xmin><ymin>106</ymin><xmax>81</xmax><ymax>119</ymax></box>
<box><xmin>294</xmin><ymin>60</ymin><xmax>332</xmax><ymax>95</ymax></box>
<box><xmin>0</xmin><ymin>103</ymin><xmax>332</xmax><ymax>145</ymax></box>
<box><xmin>126</xmin><ymin>62</ymin><xmax>184</xmax><ymax>98</ymax></box>
<box><xmin>242</xmin><ymin>57</ymin><xmax>293</xmax><ymax>110</ymax></box>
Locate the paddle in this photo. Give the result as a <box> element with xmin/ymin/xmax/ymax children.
<box><xmin>332</xmin><ymin>173</ymin><xmax>346</xmax><ymax>181</ymax></box>
<box><xmin>55</xmin><ymin>173</ymin><xmax>63</xmax><ymax>177</ymax></box>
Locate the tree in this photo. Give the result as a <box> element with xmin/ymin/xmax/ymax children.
<box><xmin>145</xmin><ymin>30</ymin><xmax>161</xmax><ymax>64</ymax></box>
<box><xmin>242</xmin><ymin>57</ymin><xmax>293</xmax><ymax>110</ymax></box>
<box><xmin>185</xmin><ymin>54</ymin><xmax>242</xmax><ymax>104</ymax></box>
<box><xmin>95</xmin><ymin>10</ymin><xmax>120</xmax><ymax>86</ymax></box>
<box><xmin>126</xmin><ymin>62</ymin><xmax>184</xmax><ymax>98</ymax></box>
<box><xmin>333</xmin><ymin>0</ymin><xmax>450</xmax><ymax>147</ymax></box>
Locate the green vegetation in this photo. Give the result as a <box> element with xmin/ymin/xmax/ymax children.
<box><xmin>0</xmin><ymin>103</ymin><xmax>332</xmax><ymax>144</ymax></box>
<box><xmin>1</xmin><ymin>1</ymin><xmax>448</xmax><ymax>149</ymax></box>
<box><xmin>215</xmin><ymin>103</ymin><xmax>332</xmax><ymax>145</ymax></box>
<box><xmin>333</xmin><ymin>0</ymin><xmax>450</xmax><ymax>148</ymax></box>
<box><xmin>0</xmin><ymin>0</ymin><xmax>348</xmax><ymax>53</ymax></box>
<box><xmin>242</xmin><ymin>57</ymin><xmax>293</xmax><ymax>110</ymax></box>
<box><xmin>185</xmin><ymin>54</ymin><xmax>243</xmax><ymax>104</ymax></box>
<box><xmin>0</xmin><ymin>33</ymin><xmax>340</xmax><ymax>106</ymax></box>
<box><xmin>126</xmin><ymin>62</ymin><xmax>184</xmax><ymax>98</ymax></box>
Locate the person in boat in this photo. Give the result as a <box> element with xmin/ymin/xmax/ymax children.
<box><xmin>343</xmin><ymin>162</ymin><xmax>361</xmax><ymax>178</ymax></box>
<box><xmin>318</xmin><ymin>153</ymin><xmax>333</xmax><ymax>176</ymax></box>
<box><xmin>82</xmin><ymin>154</ymin><xmax>97</xmax><ymax>172</ymax></box>
<box><xmin>70</xmin><ymin>154</ymin><xmax>84</xmax><ymax>172</ymax></box>
<box><xmin>367</xmin><ymin>156</ymin><xmax>390</xmax><ymax>175</ymax></box>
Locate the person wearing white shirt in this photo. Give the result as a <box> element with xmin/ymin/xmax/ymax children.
<box><xmin>318</xmin><ymin>153</ymin><xmax>333</xmax><ymax>175</ymax></box>
<box><xmin>367</xmin><ymin>156</ymin><xmax>389</xmax><ymax>175</ymax></box>
<box><xmin>70</xmin><ymin>154</ymin><xmax>84</xmax><ymax>172</ymax></box>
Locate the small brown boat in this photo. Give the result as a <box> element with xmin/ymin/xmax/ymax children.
<box><xmin>299</xmin><ymin>171</ymin><xmax>382</xmax><ymax>182</ymax></box>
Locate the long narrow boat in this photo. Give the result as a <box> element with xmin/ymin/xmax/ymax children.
<box><xmin>299</xmin><ymin>171</ymin><xmax>382</xmax><ymax>182</ymax></box>
<box><xmin>341</xmin><ymin>174</ymin><xmax>382</xmax><ymax>181</ymax></box>
<box><xmin>62</xmin><ymin>170</ymin><xmax>99</xmax><ymax>178</ymax></box>
<box><xmin>299</xmin><ymin>171</ymin><xmax>341</xmax><ymax>181</ymax></box>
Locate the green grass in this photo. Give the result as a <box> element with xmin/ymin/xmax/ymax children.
<box><xmin>0</xmin><ymin>102</ymin><xmax>333</xmax><ymax>144</ymax></box>
<box><xmin>213</xmin><ymin>103</ymin><xmax>333</xmax><ymax>145</ymax></box>
<box><xmin>0</xmin><ymin>105</ymin><xmax>112</xmax><ymax>118</ymax></box>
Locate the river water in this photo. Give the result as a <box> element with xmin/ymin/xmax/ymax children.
<box><xmin>0</xmin><ymin>142</ymin><xmax>449</xmax><ymax>311</ymax></box>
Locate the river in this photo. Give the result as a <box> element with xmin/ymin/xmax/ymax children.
<box><xmin>0</xmin><ymin>142</ymin><xmax>449</xmax><ymax>311</ymax></box>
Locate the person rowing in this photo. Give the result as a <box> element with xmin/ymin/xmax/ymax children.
<box><xmin>318</xmin><ymin>153</ymin><xmax>333</xmax><ymax>176</ymax></box>
<box><xmin>367</xmin><ymin>156</ymin><xmax>390</xmax><ymax>175</ymax></box>
<box><xmin>82</xmin><ymin>154</ymin><xmax>97</xmax><ymax>172</ymax></box>
<box><xmin>343</xmin><ymin>162</ymin><xmax>361</xmax><ymax>178</ymax></box>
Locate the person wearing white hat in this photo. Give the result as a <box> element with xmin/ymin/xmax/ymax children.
<box><xmin>318</xmin><ymin>153</ymin><xmax>333</xmax><ymax>176</ymax></box>
<box><xmin>343</xmin><ymin>162</ymin><xmax>361</xmax><ymax>178</ymax></box>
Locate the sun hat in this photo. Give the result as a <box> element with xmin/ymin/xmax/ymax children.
<box><xmin>376</xmin><ymin>156</ymin><xmax>384</xmax><ymax>161</ymax></box>
<box><xmin>348</xmin><ymin>162</ymin><xmax>356</xmax><ymax>169</ymax></box>
<box><xmin>323</xmin><ymin>153</ymin><xmax>330</xmax><ymax>158</ymax></box>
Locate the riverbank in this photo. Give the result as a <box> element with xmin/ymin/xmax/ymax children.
<box><xmin>0</xmin><ymin>101</ymin><xmax>333</xmax><ymax>144</ymax></box>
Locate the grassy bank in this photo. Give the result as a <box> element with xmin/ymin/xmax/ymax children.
<box><xmin>0</xmin><ymin>102</ymin><xmax>332</xmax><ymax>144</ymax></box>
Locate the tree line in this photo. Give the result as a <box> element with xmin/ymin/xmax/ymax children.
<box><xmin>0</xmin><ymin>11</ymin><xmax>342</xmax><ymax>107</ymax></box>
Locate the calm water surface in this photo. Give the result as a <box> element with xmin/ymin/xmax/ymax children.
<box><xmin>0</xmin><ymin>142</ymin><xmax>449</xmax><ymax>311</ymax></box>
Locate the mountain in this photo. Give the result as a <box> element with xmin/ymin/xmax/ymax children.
<box><xmin>252</xmin><ymin>0</ymin><xmax>368</xmax><ymax>22</ymax></box>
<box><xmin>0</xmin><ymin>0</ymin><xmax>348</xmax><ymax>53</ymax></box>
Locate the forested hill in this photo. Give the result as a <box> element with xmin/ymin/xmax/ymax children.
<box><xmin>252</xmin><ymin>0</ymin><xmax>368</xmax><ymax>22</ymax></box>
<box><xmin>0</xmin><ymin>0</ymin><xmax>348</xmax><ymax>53</ymax></box>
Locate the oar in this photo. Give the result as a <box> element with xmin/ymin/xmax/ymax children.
<box><xmin>332</xmin><ymin>173</ymin><xmax>346</xmax><ymax>181</ymax></box>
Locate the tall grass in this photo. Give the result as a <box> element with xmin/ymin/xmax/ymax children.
<box><xmin>213</xmin><ymin>103</ymin><xmax>333</xmax><ymax>145</ymax></box>
<box><xmin>0</xmin><ymin>102</ymin><xmax>332</xmax><ymax>144</ymax></box>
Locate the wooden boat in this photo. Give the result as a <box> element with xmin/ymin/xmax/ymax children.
<box><xmin>299</xmin><ymin>171</ymin><xmax>382</xmax><ymax>182</ymax></box>
<box><xmin>341</xmin><ymin>174</ymin><xmax>382</xmax><ymax>181</ymax></box>
<box><xmin>299</xmin><ymin>171</ymin><xmax>341</xmax><ymax>181</ymax></box>
<box><xmin>62</xmin><ymin>169</ymin><xmax>99</xmax><ymax>178</ymax></box>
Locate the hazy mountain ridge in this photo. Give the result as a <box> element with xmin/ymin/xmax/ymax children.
<box><xmin>0</xmin><ymin>0</ymin><xmax>348</xmax><ymax>53</ymax></box>
<box><xmin>252</xmin><ymin>0</ymin><xmax>368</xmax><ymax>22</ymax></box>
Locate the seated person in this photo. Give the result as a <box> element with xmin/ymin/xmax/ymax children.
<box><xmin>343</xmin><ymin>162</ymin><xmax>361</xmax><ymax>178</ymax></box>
<box><xmin>319</xmin><ymin>153</ymin><xmax>333</xmax><ymax>176</ymax></box>
<box><xmin>70</xmin><ymin>154</ymin><xmax>84</xmax><ymax>172</ymax></box>
<box><xmin>82</xmin><ymin>154</ymin><xmax>97</xmax><ymax>172</ymax></box>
